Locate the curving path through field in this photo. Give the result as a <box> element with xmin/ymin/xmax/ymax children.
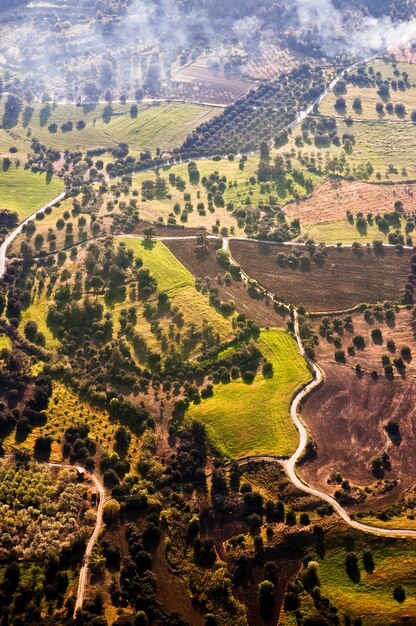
<box><xmin>2</xmin><ymin>55</ymin><xmax>416</xmax><ymax>550</ymax></box>
<box><xmin>268</xmin><ymin>55</ymin><xmax>378</xmax><ymax>148</ymax></box>
<box><xmin>74</xmin><ymin>472</ymin><xmax>106</xmax><ymax>615</ymax></box>
<box><xmin>0</xmin><ymin>191</ymin><xmax>67</xmax><ymax>278</ymax></box>
<box><xmin>224</xmin><ymin>238</ymin><xmax>416</xmax><ymax>538</ymax></box>
<box><xmin>44</xmin><ymin>463</ymin><xmax>106</xmax><ymax>614</ymax></box>
<box><xmin>284</xmin><ymin>310</ymin><xmax>416</xmax><ymax>538</ymax></box>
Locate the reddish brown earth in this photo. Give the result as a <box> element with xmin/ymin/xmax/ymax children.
<box><xmin>165</xmin><ymin>238</ymin><xmax>286</xmax><ymax>327</ymax></box>
<box><xmin>311</xmin><ymin>307</ymin><xmax>416</xmax><ymax>378</ymax></box>
<box><xmin>153</xmin><ymin>533</ymin><xmax>204</xmax><ymax>626</ymax></box>
<box><xmin>299</xmin><ymin>363</ymin><xmax>416</xmax><ymax>509</ymax></box>
<box><xmin>169</xmin><ymin>56</ymin><xmax>253</xmax><ymax>104</ymax></box>
<box><xmin>284</xmin><ymin>178</ymin><xmax>416</xmax><ymax>224</ymax></box>
<box><xmin>229</xmin><ymin>240</ymin><xmax>411</xmax><ymax>312</ymax></box>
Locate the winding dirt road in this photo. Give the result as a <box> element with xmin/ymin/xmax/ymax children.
<box><xmin>224</xmin><ymin>239</ymin><xmax>416</xmax><ymax>538</ymax></box>
<box><xmin>1</xmin><ymin>54</ymin><xmax>415</xmax><ymax>594</ymax></box>
<box><xmin>0</xmin><ymin>191</ymin><xmax>67</xmax><ymax>278</ymax></box>
<box><xmin>44</xmin><ymin>463</ymin><xmax>106</xmax><ymax>614</ymax></box>
<box><xmin>283</xmin><ymin>310</ymin><xmax>416</xmax><ymax>538</ymax></box>
<box><xmin>74</xmin><ymin>472</ymin><xmax>106</xmax><ymax>616</ymax></box>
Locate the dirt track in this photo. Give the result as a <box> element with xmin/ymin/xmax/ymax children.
<box><xmin>74</xmin><ymin>472</ymin><xmax>106</xmax><ymax>615</ymax></box>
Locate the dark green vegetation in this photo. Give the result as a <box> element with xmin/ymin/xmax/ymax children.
<box><xmin>180</xmin><ymin>65</ymin><xmax>328</xmax><ymax>157</ymax></box>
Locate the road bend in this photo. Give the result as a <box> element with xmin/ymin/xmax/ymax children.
<box><xmin>0</xmin><ymin>191</ymin><xmax>67</xmax><ymax>278</ymax></box>
<box><xmin>224</xmin><ymin>241</ymin><xmax>416</xmax><ymax>539</ymax></box>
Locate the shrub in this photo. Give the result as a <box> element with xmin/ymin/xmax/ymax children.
<box><xmin>352</xmin><ymin>335</ymin><xmax>365</xmax><ymax>349</ymax></box>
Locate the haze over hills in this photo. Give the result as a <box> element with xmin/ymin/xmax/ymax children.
<box><xmin>2</xmin><ymin>1</ymin><xmax>416</xmax><ymax>625</ymax></box>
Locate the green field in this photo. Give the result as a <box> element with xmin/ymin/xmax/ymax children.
<box><xmin>20</xmin><ymin>289</ymin><xmax>59</xmax><ymax>348</ymax></box>
<box><xmin>0</xmin><ymin>101</ymin><xmax>219</xmax><ymax>156</ymax></box>
<box><xmin>120</xmin><ymin>237</ymin><xmax>234</xmax><ymax>341</ymax></box>
<box><xmin>3</xmin><ymin>381</ymin><xmax>122</xmax><ymax>463</ymax></box>
<box><xmin>281</xmin><ymin>115</ymin><xmax>416</xmax><ymax>182</ymax></box>
<box><xmin>187</xmin><ymin>328</ymin><xmax>311</xmax><ymax>458</ymax></box>
<box><xmin>0</xmin><ymin>164</ymin><xmax>63</xmax><ymax>220</ymax></box>
<box><xmin>279</xmin><ymin>60</ymin><xmax>416</xmax><ymax>182</ymax></box>
<box><xmin>312</xmin><ymin>535</ymin><xmax>416</xmax><ymax>625</ymax></box>
<box><xmin>336</xmin><ymin>118</ymin><xmax>416</xmax><ymax>180</ymax></box>
<box><xmin>300</xmin><ymin>218</ymin><xmax>408</xmax><ymax>244</ymax></box>
<box><xmin>122</xmin><ymin>237</ymin><xmax>193</xmax><ymax>294</ymax></box>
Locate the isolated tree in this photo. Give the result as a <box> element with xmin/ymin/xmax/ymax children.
<box><xmin>103</xmin><ymin>500</ymin><xmax>120</xmax><ymax>526</ymax></box>
<box><xmin>258</xmin><ymin>579</ymin><xmax>275</xmax><ymax>620</ymax></box>
<box><xmin>393</xmin><ymin>585</ymin><xmax>405</xmax><ymax>602</ymax></box>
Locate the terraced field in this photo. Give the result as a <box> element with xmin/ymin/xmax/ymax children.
<box><xmin>0</xmin><ymin>101</ymin><xmax>219</xmax><ymax>156</ymax></box>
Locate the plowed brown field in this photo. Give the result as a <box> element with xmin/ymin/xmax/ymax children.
<box><xmin>165</xmin><ymin>238</ymin><xmax>286</xmax><ymax>327</ymax></box>
<box><xmin>299</xmin><ymin>364</ymin><xmax>416</xmax><ymax>509</ymax></box>
<box><xmin>311</xmin><ymin>307</ymin><xmax>416</xmax><ymax>378</ymax></box>
<box><xmin>229</xmin><ymin>240</ymin><xmax>411</xmax><ymax>312</ymax></box>
<box><xmin>284</xmin><ymin>178</ymin><xmax>416</xmax><ymax>224</ymax></box>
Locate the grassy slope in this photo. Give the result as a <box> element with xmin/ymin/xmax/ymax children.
<box><xmin>300</xmin><ymin>218</ymin><xmax>407</xmax><ymax>244</ymax></box>
<box><xmin>129</xmin><ymin>155</ymin><xmax>321</xmax><ymax>234</ymax></box>
<box><xmin>278</xmin><ymin>116</ymin><xmax>416</xmax><ymax>181</ymax></box>
<box><xmin>21</xmin><ymin>289</ymin><xmax>59</xmax><ymax>348</ymax></box>
<box><xmin>103</xmin><ymin>103</ymin><xmax>218</xmax><ymax>152</ymax></box>
<box><xmin>0</xmin><ymin>101</ymin><xmax>219</xmax><ymax>156</ymax></box>
<box><xmin>274</xmin><ymin>60</ymin><xmax>416</xmax><ymax>182</ymax></box>
<box><xmin>0</xmin><ymin>165</ymin><xmax>63</xmax><ymax>219</ymax></box>
<box><xmin>119</xmin><ymin>237</ymin><xmax>234</xmax><ymax>341</ymax></box>
<box><xmin>316</xmin><ymin>537</ymin><xmax>416</xmax><ymax>625</ymax></box>
<box><xmin>188</xmin><ymin>329</ymin><xmax>311</xmax><ymax>459</ymax></box>
<box><xmin>3</xmin><ymin>381</ymin><xmax>125</xmax><ymax>463</ymax></box>
<box><xmin>319</xmin><ymin>59</ymin><xmax>416</xmax><ymax>122</ymax></box>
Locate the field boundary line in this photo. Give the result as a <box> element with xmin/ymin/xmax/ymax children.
<box><xmin>225</xmin><ymin>239</ymin><xmax>416</xmax><ymax>538</ymax></box>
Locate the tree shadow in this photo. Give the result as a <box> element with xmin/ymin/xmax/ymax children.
<box><xmin>346</xmin><ymin>556</ymin><xmax>361</xmax><ymax>583</ymax></box>
<box><xmin>82</xmin><ymin>103</ymin><xmax>97</xmax><ymax>115</ymax></box>
<box><xmin>143</xmin><ymin>238</ymin><xmax>156</xmax><ymax>250</ymax></box>
<box><xmin>356</xmin><ymin>221</ymin><xmax>367</xmax><ymax>236</ymax></box>
<box><xmin>22</xmin><ymin>106</ymin><xmax>34</xmax><ymax>128</ymax></box>
<box><xmin>102</xmin><ymin>105</ymin><xmax>113</xmax><ymax>124</ymax></box>
<box><xmin>39</xmin><ymin>105</ymin><xmax>51</xmax><ymax>127</ymax></box>
<box><xmin>2</xmin><ymin>100</ymin><xmax>22</xmax><ymax>129</ymax></box>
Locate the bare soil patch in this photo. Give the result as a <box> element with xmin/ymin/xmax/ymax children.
<box><xmin>153</xmin><ymin>533</ymin><xmax>205</xmax><ymax>626</ymax></box>
<box><xmin>284</xmin><ymin>178</ymin><xmax>416</xmax><ymax>224</ymax></box>
<box><xmin>165</xmin><ymin>238</ymin><xmax>286</xmax><ymax>327</ymax></box>
<box><xmin>130</xmin><ymin>220</ymin><xmax>208</xmax><ymax>237</ymax></box>
<box><xmin>299</xmin><ymin>364</ymin><xmax>416</xmax><ymax>508</ymax></box>
<box><xmin>229</xmin><ymin>240</ymin><xmax>411</xmax><ymax>312</ymax></box>
<box><xmin>170</xmin><ymin>55</ymin><xmax>253</xmax><ymax>105</ymax></box>
<box><xmin>311</xmin><ymin>307</ymin><xmax>416</xmax><ymax>378</ymax></box>
<box><xmin>242</xmin><ymin>42</ymin><xmax>299</xmax><ymax>80</ymax></box>
<box><xmin>389</xmin><ymin>45</ymin><xmax>416</xmax><ymax>65</ymax></box>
